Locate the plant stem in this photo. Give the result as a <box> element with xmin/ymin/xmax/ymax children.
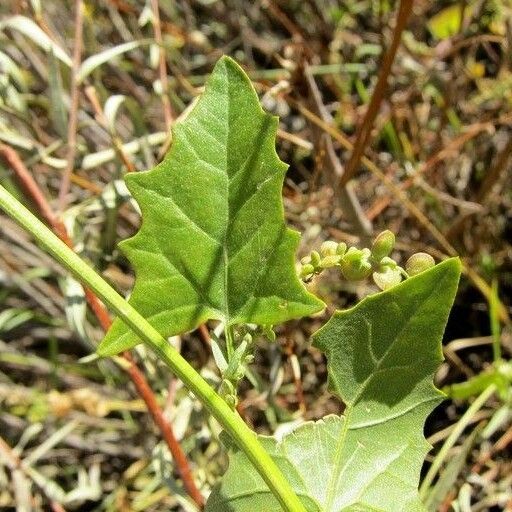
<box><xmin>0</xmin><ymin>184</ymin><xmax>307</xmax><ymax>512</ymax></box>
<box><xmin>0</xmin><ymin>143</ymin><xmax>204</xmax><ymax>507</ymax></box>
<box><xmin>419</xmin><ymin>384</ymin><xmax>497</xmax><ymax>499</ymax></box>
<box><xmin>225</xmin><ymin>323</ymin><xmax>235</xmax><ymax>361</ymax></box>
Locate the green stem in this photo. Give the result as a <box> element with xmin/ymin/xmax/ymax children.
<box><xmin>225</xmin><ymin>323</ymin><xmax>235</xmax><ymax>361</ymax></box>
<box><xmin>0</xmin><ymin>184</ymin><xmax>307</xmax><ymax>512</ymax></box>
<box><xmin>419</xmin><ymin>384</ymin><xmax>496</xmax><ymax>499</ymax></box>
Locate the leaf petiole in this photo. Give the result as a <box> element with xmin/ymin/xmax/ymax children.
<box><xmin>225</xmin><ymin>323</ymin><xmax>235</xmax><ymax>361</ymax></box>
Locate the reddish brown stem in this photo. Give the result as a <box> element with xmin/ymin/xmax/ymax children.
<box><xmin>50</xmin><ymin>503</ymin><xmax>67</xmax><ymax>512</ymax></box>
<box><xmin>262</xmin><ymin>0</ymin><xmax>304</xmax><ymax>41</ymax></box>
<box><xmin>197</xmin><ymin>323</ymin><xmax>211</xmax><ymax>347</ymax></box>
<box><xmin>122</xmin><ymin>352</ymin><xmax>205</xmax><ymax>506</ymax></box>
<box><xmin>0</xmin><ymin>143</ymin><xmax>204</xmax><ymax>509</ymax></box>
<box><xmin>338</xmin><ymin>0</ymin><xmax>413</xmax><ymax>189</ymax></box>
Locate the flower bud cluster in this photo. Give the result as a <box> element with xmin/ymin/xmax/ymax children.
<box><xmin>218</xmin><ymin>330</ymin><xmax>254</xmax><ymax>408</ymax></box>
<box><xmin>300</xmin><ymin>230</ymin><xmax>436</xmax><ymax>291</ymax></box>
<box><xmin>300</xmin><ymin>241</ymin><xmax>347</xmax><ymax>281</ymax></box>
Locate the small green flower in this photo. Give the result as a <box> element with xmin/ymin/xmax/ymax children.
<box><xmin>343</xmin><ymin>246</ymin><xmax>364</xmax><ymax>262</ymax></box>
<box><xmin>373</xmin><ymin>266</ymin><xmax>402</xmax><ymax>290</ymax></box>
<box><xmin>336</xmin><ymin>242</ymin><xmax>347</xmax><ymax>256</ymax></box>
<box><xmin>300</xmin><ymin>264</ymin><xmax>315</xmax><ymax>279</ymax></box>
<box><xmin>340</xmin><ymin>257</ymin><xmax>373</xmax><ymax>281</ymax></box>
<box><xmin>379</xmin><ymin>256</ymin><xmax>398</xmax><ymax>269</ymax></box>
<box><xmin>310</xmin><ymin>250</ymin><xmax>321</xmax><ymax>267</ymax></box>
<box><xmin>320</xmin><ymin>255</ymin><xmax>341</xmax><ymax>269</ymax></box>
<box><xmin>406</xmin><ymin>252</ymin><xmax>435</xmax><ymax>276</ymax></box>
<box><xmin>371</xmin><ymin>230</ymin><xmax>395</xmax><ymax>261</ymax></box>
<box><xmin>320</xmin><ymin>240</ymin><xmax>338</xmax><ymax>257</ymax></box>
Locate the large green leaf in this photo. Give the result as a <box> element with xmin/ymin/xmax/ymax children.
<box><xmin>206</xmin><ymin>258</ymin><xmax>461</xmax><ymax>512</ymax></box>
<box><xmin>98</xmin><ymin>56</ymin><xmax>323</xmax><ymax>356</ymax></box>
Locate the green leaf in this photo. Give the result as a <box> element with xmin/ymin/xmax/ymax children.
<box><xmin>98</xmin><ymin>56</ymin><xmax>323</xmax><ymax>356</ymax></box>
<box><xmin>206</xmin><ymin>258</ymin><xmax>461</xmax><ymax>512</ymax></box>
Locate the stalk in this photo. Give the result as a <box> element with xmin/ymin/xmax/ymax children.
<box><xmin>0</xmin><ymin>184</ymin><xmax>307</xmax><ymax>512</ymax></box>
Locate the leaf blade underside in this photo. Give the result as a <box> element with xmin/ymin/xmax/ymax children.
<box><xmin>98</xmin><ymin>56</ymin><xmax>323</xmax><ymax>356</ymax></box>
<box><xmin>206</xmin><ymin>258</ymin><xmax>461</xmax><ymax>512</ymax></box>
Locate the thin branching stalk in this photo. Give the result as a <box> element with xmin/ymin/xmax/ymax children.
<box><xmin>446</xmin><ymin>135</ymin><xmax>512</xmax><ymax>242</ymax></box>
<box><xmin>366</xmin><ymin>120</ymin><xmax>498</xmax><ymax>220</ymax></box>
<box><xmin>489</xmin><ymin>280</ymin><xmax>502</xmax><ymax>363</ymax></box>
<box><xmin>84</xmin><ymin>85</ymin><xmax>137</xmax><ymax>173</ymax></box>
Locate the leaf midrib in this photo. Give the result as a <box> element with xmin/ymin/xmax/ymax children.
<box><xmin>324</xmin><ymin>271</ymin><xmax>447</xmax><ymax>511</ymax></box>
<box><xmin>222</xmin><ymin>64</ymin><xmax>232</xmax><ymax>325</ymax></box>
<box><xmin>324</xmin><ymin>403</ymin><xmax>352</xmax><ymax>510</ymax></box>
<box><xmin>221</xmin><ymin>70</ymin><xmax>281</xmax><ymax>325</ymax></box>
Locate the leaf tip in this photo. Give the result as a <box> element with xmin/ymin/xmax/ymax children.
<box><xmin>436</xmin><ymin>256</ymin><xmax>462</xmax><ymax>275</ymax></box>
<box><xmin>214</xmin><ymin>54</ymin><xmax>245</xmax><ymax>72</ymax></box>
<box><xmin>96</xmin><ymin>334</ymin><xmax>118</xmax><ymax>357</ymax></box>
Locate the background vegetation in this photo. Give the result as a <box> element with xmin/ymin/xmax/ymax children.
<box><xmin>0</xmin><ymin>1</ymin><xmax>511</xmax><ymax>511</ymax></box>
